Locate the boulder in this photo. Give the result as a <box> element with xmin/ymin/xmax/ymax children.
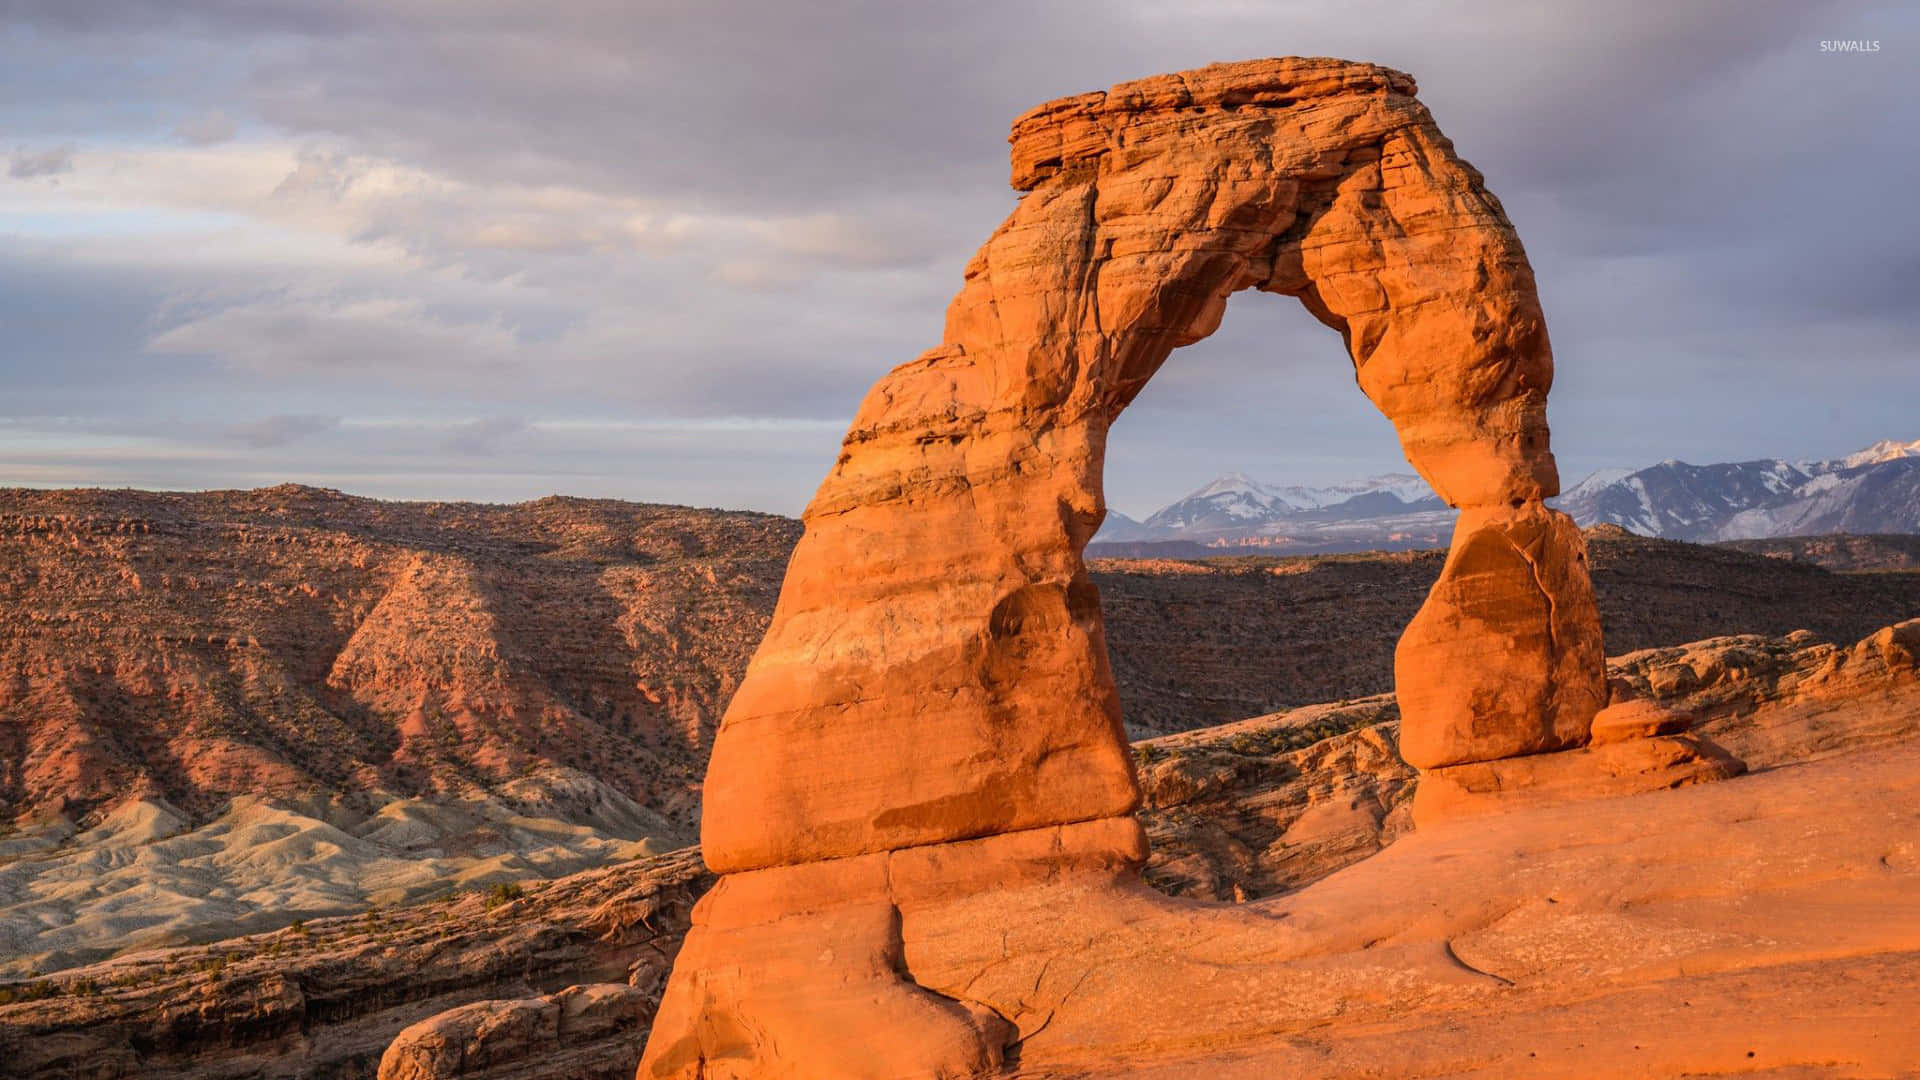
<box><xmin>379</xmin><ymin>984</ymin><xmax>650</xmax><ymax>1080</ymax></box>
<box><xmin>1395</xmin><ymin>503</ymin><xmax>1606</xmax><ymax>768</ymax></box>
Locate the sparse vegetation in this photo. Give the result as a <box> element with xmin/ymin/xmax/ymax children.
<box><xmin>4</xmin><ymin>980</ymin><xmax>63</xmax><ymax>1002</ymax></box>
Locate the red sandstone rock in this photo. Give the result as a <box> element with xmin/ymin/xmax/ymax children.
<box><xmin>379</xmin><ymin>984</ymin><xmax>651</xmax><ymax>1080</ymax></box>
<box><xmin>1410</xmin><ymin>733</ymin><xmax>1745</xmax><ymax>827</ymax></box>
<box><xmin>701</xmin><ymin>53</ymin><xmax>1591</xmax><ymax>874</ymax></box>
<box><xmin>1395</xmin><ymin>503</ymin><xmax>1606</xmax><ymax>768</ymax></box>
<box><xmin>1589</xmin><ymin>696</ymin><xmax>1695</xmax><ymax>745</ymax></box>
<box><xmin>5</xmin><ymin>623</ymin><xmax>1913</xmax><ymax>1079</ymax></box>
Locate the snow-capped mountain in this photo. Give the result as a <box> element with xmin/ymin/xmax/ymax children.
<box><xmin>1840</xmin><ymin>438</ymin><xmax>1920</xmax><ymax>469</ymax></box>
<box><xmin>1090</xmin><ymin>471</ymin><xmax>1450</xmax><ymax>554</ymax></box>
<box><xmin>1551</xmin><ymin>459</ymin><xmax>1810</xmax><ymax>541</ymax></box>
<box><xmin>1558</xmin><ymin>441</ymin><xmax>1920</xmax><ymax>542</ymax></box>
<box><xmin>1092</xmin><ymin>438</ymin><xmax>1920</xmax><ymax>554</ymax></box>
<box><xmin>1141</xmin><ymin>472</ymin><xmax>1442</xmax><ymax>534</ymax></box>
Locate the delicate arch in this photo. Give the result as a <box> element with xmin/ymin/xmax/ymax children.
<box><xmin>700</xmin><ymin>57</ymin><xmax>1599</xmax><ymax>875</ymax></box>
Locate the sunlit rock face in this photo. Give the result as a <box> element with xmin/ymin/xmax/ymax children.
<box><xmin>700</xmin><ymin>56</ymin><xmax>1598</xmax><ymax>875</ymax></box>
<box><xmin>646</xmin><ymin>56</ymin><xmax>1611</xmax><ymax>1077</ymax></box>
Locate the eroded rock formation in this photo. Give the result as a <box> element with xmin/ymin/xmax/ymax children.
<box><xmin>643</xmin><ymin>55</ymin><xmax>1635</xmax><ymax>1076</ymax></box>
<box><xmin>378</xmin><ymin>984</ymin><xmax>652</xmax><ymax>1080</ymax></box>
<box><xmin>698</xmin><ymin>57</ymin><xmax>1598</xmax><ymax>881</ymax></box>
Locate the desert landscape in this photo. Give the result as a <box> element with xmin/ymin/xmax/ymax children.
<box><xmin>4</xmin><ymin>6</ymin><xmax>1917</xmax><ymax>1080</ymax></box>
<box><xmin>11</xmin><ymin>486</ymin><xmax>1917</xmax><ymax>985</ymax></box>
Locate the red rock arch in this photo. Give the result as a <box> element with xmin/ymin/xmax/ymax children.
<box><xmin>699</xmin><ymin>57</ymin><xmax>1603</xmax><ymax>876</ymax></box>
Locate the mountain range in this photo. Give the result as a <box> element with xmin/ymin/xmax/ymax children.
<box><xmin>1093</xmin><ymin>437</ymin><xmax>1920</xmax><ymax>554</ymax></box>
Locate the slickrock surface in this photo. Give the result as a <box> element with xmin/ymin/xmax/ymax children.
<box><xmin>1018</xmin><ymin>737</ymin><xmax>1920</xmax><ymax>1079</ymax></box>
<box><xmin>997</xmin><ymin>621</ymin><xmax>1918</xmax><ymax>1077</ymax></box>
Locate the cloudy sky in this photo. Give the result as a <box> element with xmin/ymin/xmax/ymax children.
<box><xmin>3</xmin><ymin>1</ymin><xmax>1913</xmax><ymax>518</ymax></box>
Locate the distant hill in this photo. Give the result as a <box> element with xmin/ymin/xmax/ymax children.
<box><xmin>1095</xmin><ymin>529</ymin><xmax>1920</xmax><ymax>736</ymax></box>
<box><xmin>7</xmin><ymin>485</ymin><xmax>1919</xmax><ymax>830</ymax></box>
<box><xmin>1718</xmin><ymin>533</ymin><xmax>1920</xmax><ymax>572</ymax></box>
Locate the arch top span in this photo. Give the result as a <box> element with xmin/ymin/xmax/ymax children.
<box><xmin>1006</xmin><ymin>57</ymin><xmax>1419</xmax><ymax>192</ymax></box>
<box><xmin>698</xmin><ymin>56</ymin><xmax>1599</xmax><ymax>877</ymax></box>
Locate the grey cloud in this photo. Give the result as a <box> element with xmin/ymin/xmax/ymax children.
<box><xmin>270</xmin><ymin>148</ymin><xmax>360</xmax><ymax>202</ymax></box>
<box><xmin>443</xmin><ymin>415</ymin><xmax>527</xmax><ymax>455</ymax></box>
<box><xmin>146</xmin><ymin>294</ymin><xmax>524</xmax><ymax>379</ymax></box>
<box><xmin>2</xmin><ymin>0</ymin><xmax>1915</xmax><ymax>515</ymax></box>
<box><xmin>8</xmin><ymin>145</ymin><xmax>73</xmax><ymax>179</ymax></box>
<box><xmin>1</xmin><ymin>0</ymin><xmax>359</xmax><ymax>36</ymax></box>
<box><xmin>226</xmin><ymin>413</ymin><xmax>339</xmax><ymax>447</ymax></box>
<box><xmin>174</xmin><ymin>109</ymin><xmax>237</xmax><ymax>146</ymax></box>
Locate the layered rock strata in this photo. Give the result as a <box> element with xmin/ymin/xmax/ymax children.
<box><xmin>644</xmin><ymin>56</ymin><xmax>1634</xmax><ymax>1076</ymax></box>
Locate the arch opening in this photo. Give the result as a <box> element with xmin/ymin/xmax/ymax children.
<box><xmin>1092</xmin><ymin>290</ymin><xmax>1446</xmax><ymax>741</ymax></box>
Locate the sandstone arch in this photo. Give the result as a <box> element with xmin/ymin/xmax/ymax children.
<box><xmin>642</xmin><ymin>57</ymin><xmax>1613</xmax><ymax>1077</ymax></box>
<box><xmin>700</xmin><ymin>57</ymin><xmax>1603</xmax><ymax>876</ymax></box>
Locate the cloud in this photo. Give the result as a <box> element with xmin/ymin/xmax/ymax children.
<box><xmin>0</xmin><ymin>0</ymin><xmax>1915</xmax><ymax>516</ymax></box>
<box><xmin>146</xmin><ymin>294</ymin><xmax>524</xmax><ymax>378</ymax></box>
<box><xmin>8</xmin><ymin>146</ymin><xmax>74</xmax><ymax>179</ymax></box>
<box><xmin>442</xmin><ymin>415</ymin><xmax>527</xmax><ymax>455</ymax></box>
<box><xmin>770</xmin><ymin>212</ymin><xmax>934</xmax><ymax>268</ymax></box>
<box><xmin>226</xmin><ymin>413</ymin><xmax>339</xmax><ymax>447</ymax></box>
<box><xmin>270</xmin><ymin>147</ymin><xmax>360</xmax><ymax>202</ymax></box>
<box><xmin>173</xmin><ymin>109</ymin><xmax>237</xmax><ymax>146</ymax></box>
